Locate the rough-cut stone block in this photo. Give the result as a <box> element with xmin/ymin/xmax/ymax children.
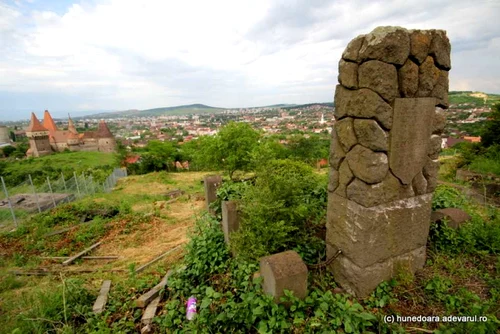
<box><xmin>431</xmin><ymin>70</ymin><xmax>449</xmax><ymax>108</ymax></box>
<box><xmin>390</xmin><ymin>98</ymin><xmax>435</xmax><ymax>185</ymax></box>
<box><xmin>358</xmin><ymin>60</ymin><xmax>399</xmax><ymax>102</ymax></box>
<box><xmin>204</xmin><ymin>175</ymin><xmax>222</xmax><ymax>214</ymax></box>
<box><xmin>326</xmin><ymin>193</ymin><xmax>432</xmax><ymax>269</ymax></box>
<box><xmin>338</xmin><ymin>60</ymin><xmax>358</xmax><ymax>89</ymax></box>
<box><xmin>423</xmin><ymin>158</ymin><xmax>439</xmax><ymax>193</ymax></box>
<box><xmin>342</xmin><ymin>35</ymin><xmax>365</xmax><ymax>63</ymax></box>
<box><xmin>328</xmin><ymin>167</ymin><xmax>339</xmax><ymax>192</ymax></box>
<box><xmin>417</xmin><ymin>56</ymin><xmax>441</xmax><ymax>97</ymax></box>
<box><xmin>221</xmin><ymin>201</ymin><xmax>240</xmax><ymax>244</ymax></box>
<box><xmin>398</xmin><ymin>59</ymin><xmax>419</xmax><ymax>97</ymax></box>
<box><xmin>429</xmin><ymin>30</ymin><xmax>451</xmax><ymax>70</ymax></box>
<box><xmin>260</xmin><ymin>251</ymin><xmax>308</xmax><ymax>303</ymax></box>
<box><xmin>432</xmin><ymin>108</ymin><xmax>447</xmax><ymax>134</ymax></box>
<box><xmin>409</xmin><ymin>30</ymin><xmax>432</xmax><ymax>65</ymax></box>
<box><xmin>334</xmin><ymin>86</ymin><xmax>393</xmax><ymax>130</ymax></box>
<box><xmin>327</xmin><ymin>245</ymin><xmax>426</xmax><ymax>297</ymax></box>
<box><xmin>428</xmin><ymin>135</ymin><xmax>442</xmax><ymax>159</ymax></box>
<box><xmin>346</xmin><ymin>145</ymin><xmax>388</xmax><ymax>184</ymax></box>
<box><xmin>346</xmin><ymin>172</ymin><xmax>414</xmax><ymax>207</ymax></box>
<box><xmin>329</xmin><ymin>130</ymin><xmax>345</xmax><ymax>170</ymax></box>
<box><xmin>358</xmin><ymin>26</ymin><xmax>410</xmax><ymax>66</ymax></box>
<box><xmin>353</xmin><ymin>119</ymin><xmax>388</xmax><ymax>152</ymax></box>
<box><xmin>412</xmin><ymin>172</ymin><xmax>428</xmax><ymax>196</ymax></box>
<box><xmin>335</xmin><ymin>117</ymin><xmax>357</xmax><ymax>152</ymax></box>
<box><xmin>334</xmin><ymin>159</ymin><xmax>353</xmax><ymax>197</ymax></box>
<box><xmin>432</xmin><ymin>208</ymin><xmax>471</xmax><ymax>229</ymax></box>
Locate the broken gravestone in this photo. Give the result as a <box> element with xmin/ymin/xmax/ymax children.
<box><xmin>260</xmin><ymin>250</ymin><xmax>308</xmax><ymax>303</ymax></box>
<box><xmin>327</xmin><ymin>26</ymin><xmax>451</xmax><ymax>297</ymax></box>
<box><xmin>221</xmin><ymin>200</ymin><xmax>240</xmax><ymax>245</ymax></box>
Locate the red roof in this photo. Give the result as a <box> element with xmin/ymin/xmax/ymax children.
<box><xmin>43</xmin><ymin>110</ymin><xmax>58</xmax><ymax>132</ymax></box>
<box><xmin>26</xmin><ymin>113</ymin><xmax>49</xmax><ymax>132</ymax></box>
<box><xmin>97</xmin><ymin>120</ymin><xmax>113</xmax><ymax>138</ymax></box>
<box><xmin>125</xmin><ymin>155</ymin><xmax>141</xmax><ymax>164</ymax></box>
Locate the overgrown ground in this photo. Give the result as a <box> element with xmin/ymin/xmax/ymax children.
<box><xmin>0</xmin><ymin>165</ymin><xmax>499</xmax><ymax>333</ymax></box>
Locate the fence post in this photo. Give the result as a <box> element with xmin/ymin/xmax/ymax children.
<box><xmin>89</xmin><ymin>175</ymin><xmax>95</xmax><ymax>195</ymax></box>
<box><xmin>61</xmin><ymin>173</ymin><xmax>68</xmax><ymax>193</ymax></box>
<box><xmin>74</xmin><ymin>172</ymin><xmax>81</xmax><ymax>198</ymax></box>
<box><xmin>28</xmin><ymin>174</ymin><xmax>41</xmax><ymax>213</ymax></box>
<box><xmin>103</xmin><ymin>182</ymin><xmax>107</xmax><ymax>193</ymax></box>
<box><xmin>47</xmin><ymin>177</ymin><xmax>56</xmax><ymax>208</ymax></box>
<box><xmin>1</xmin><ymin>176</ymin><xmax>18</xmax><ymax>229</ymax></box>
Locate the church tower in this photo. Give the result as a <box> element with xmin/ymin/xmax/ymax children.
<box><xmin>26</xmin><ymin>113</ymin><xmax>52</xmax><ymax>157</ymax></box>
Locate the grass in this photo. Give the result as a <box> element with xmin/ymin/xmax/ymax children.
<box><xmin>467</xmin><ymin>156</ymin><xmax>500</xmax><ymax>176</ymax></box>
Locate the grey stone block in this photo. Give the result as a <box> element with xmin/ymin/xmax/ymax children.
<box><xmin>221</xmin><ymin>201</ymin><xmax>240</xmax><ymax>244</ymax></box>
<box><xmin>203</xmin><ymin>175</ymin><xmax>222</xmax><ymax>214</ymax></box>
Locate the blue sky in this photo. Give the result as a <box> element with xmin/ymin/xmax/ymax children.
<box><xmin>1</xmin><ymin>0</ymin><xmax>500</xmax><ymax>121</ymax></box>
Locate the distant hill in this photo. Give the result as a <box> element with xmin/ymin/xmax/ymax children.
<box><xmin>449</xmin><ymin>91</ymin><xmax>500</xmax><ymax>107</ymax></box>
<box><xmin>282</xmin><ymin>102</ymin><xmax>334</xmax><ymax>110</ymax></box>
<box><xmin>81</xmin><ymin>104</ymin><xmax>223</xmax><ymax>119</ymax></box>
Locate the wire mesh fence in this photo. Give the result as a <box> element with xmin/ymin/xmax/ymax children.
<box><xmin>0</xmin><ymin>168</ymin><xmax>127</xmax><ymax>231</ymax></box>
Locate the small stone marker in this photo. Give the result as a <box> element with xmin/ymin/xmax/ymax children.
<box><xmin>221</xmin><ymin>201</ymin><xmax>240</xmax><ymax>244</ymax></box>
<box><xmin>93</xmin><ymin>280</ymin><xmax>112</xmax><ymax>314</ymax></box>
<box><xmin>260</xmin><ymin>250</ymin><xmax>308</xmax><ymax>303</ymax></box>
<box><xmin>431</xmin><ymin>208</ymin><xmax>471</xmax><ymax>229</ymax></box>
<box><xmin>203</xmin><ymin>175</ymin><xmax>222</xmax><ymax>214</ymax></box>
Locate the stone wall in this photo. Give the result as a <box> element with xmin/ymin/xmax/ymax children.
<box><xmin>327</xmin><ymin>26</ymin><xmax>450</xmax><ymax>297</ymax></box>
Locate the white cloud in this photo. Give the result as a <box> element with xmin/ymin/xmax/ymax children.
<box><xmin>0</xmin><ymin>0</ymin><xmax>499</xmax><ymax>119</ymax></box>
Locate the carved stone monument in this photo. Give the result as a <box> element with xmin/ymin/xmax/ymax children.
<box><xmin>327</xmin><ymin>26</ymin><xmax>450</xmax><ymax>297</ymax></box>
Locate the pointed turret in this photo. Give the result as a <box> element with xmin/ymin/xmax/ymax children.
<box><xmin>97</xmin><ymin>120</ymin><xmax>113</xmax><ymax>138</ymax></box>
<box><xmin>26</xmin><ymin>113</ymin><xmax>48</xmax><ymax>133</ymax></box>
<box><xmin>43</xmin><ymin>110</ymin><xmax>58</xmax><ymax>133</ymax></box>
<box><xmin>67</xmin><ymin>114</ymin><xmax>78</xmax><ymax>135</ymax></box>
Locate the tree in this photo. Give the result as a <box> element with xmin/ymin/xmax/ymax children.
<box><xmin>206</xmin><ymin>122</ymin><xmax>260</xmax><ymax>179</ymax></box>
<box><xmin>1</xmin><ymin>145</ymin><xmax>16</xmax><ymax>157</ymax></box>
<box><xmin>481</xmin><ymin>104</ymin><xmax>500</xmax><ymax>147</ymax></box>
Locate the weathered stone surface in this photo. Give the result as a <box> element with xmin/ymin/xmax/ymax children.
<box><xmin>390</xmin><ymin>98</ymin><xmax>435</xmax><ymax>185</ymax></box>
<box><xmin>423</xmin><ymin>158</ymin><xmax>439</xmax><ymax>192</ymax></box>
<box><xmin>398</xmin><ymin>59</ymin><xmax>419</xmax><ymax>97</ymax></box>
<box><xmin>353</xmin><ymin>119</ymin><xmax>388</xmax><ymax>152</ymax></box>
<box><xmin>432</xmin><ymin>208</ymin><xmax>471</xmax><ymax>229</ymax></box>
<box><xmin>358</xmin><ymin>26</ymin><xmax>410</xmax><ymax>65</ymax></box>
<box><xmin>329</xmin><ymin>130</ymin><xmax>345</xmax><ymax>170</ymax></box>
<box><xmin>432</xmin><ymin>70</ymin><xmax>449</xmax><ymax>108</ymax></box>
<box><xmin>327</xmin><ymin>245</ymin><xmax>426</xmax><ymax>297</ymax></box>
<box><xmin>335</xmin><ymin>118</ymin><xmax>357</xmax><ymax>152</ymax></box>
<box><xmin>260</xmin><ymin>251</ymin><xmax>308</xmax><ymax>303</ymax></box>
<box><xmin>334</xmin><ymin>159</ymin><xmax>353</xmax><ymax>197</ymax></box>
<box><xmin>222</xmin><ymin>201</ymin><xmax>240</xmax><ymax>245</ymax></box>
<box><xmin>417</xmin><ymin>56</ymin><xmax>441</xmax><ymax>97</ymax></box>
<box><xmin>342</xmin><ymin>34</ymin><xmax>365</xmax><ymax>63</ymax></box>
<box><xmin>432</xmin><ymin>108</ymin><xmax>447</xmax><ymax>134</ymax></box>
<box><xmin>346</xmin><ymin>172</ymin><xmax>414</xmax><ymax>207</ymax></box>
<box><xmin>346</xmin><ymin>145</ymin><xmax>388</xmax><ymax>184</ymax></box>
<box><xmin>412</xmin><ymin>172</ymin><xmax>428</xmax><ymax>196</ymax></box>
<box><xmin>328</xmin><ymin>168</ymin><xmax>339</xmax><ymax>192</ymax></box>
<box><xmin>338</xmin><ymin>60</ymin><xmax>358</xmax><ymax>89</ymax></box>
<box><xmin>429</xmin><ymin>30</ymin><xmax>451</xmax><ymax>70</ymax></box>
<box><xmin>326</xmin><ymin>193</ymin><xmax>432</xmax><ymax>269</ymax></box>
<box><xmin>334</xmin><ymin>86</ymin><xmax>393</xmax><ymax>129</ymax></box>
<box><xmin>428</xmin><ymin>135</ymin><xmax>442</xmax><ymax>159</ymax></box>
<box><xmin>409</xmin><ymin>30</ymin><xmax>432</xmax><ymax>65</ymax></box>
<box><xmin>358</xmin><ymin>60</ymin><xmax>399</xmax><ymax>102</ymax></box>
<box><xmin>204</xmin><ymin>175</ymin><xmax>222</xmax><ymax>214</ymax></box>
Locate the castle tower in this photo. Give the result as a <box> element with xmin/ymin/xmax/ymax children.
<box><xmin>42</xmin><ymin>110</ymin><xmax>58</xmax><ymax>134</ymax></box>
<box><xmin>97</xmin><ymin>120</ymin><xmax>116</xmax><ymax>152</ymax></box>
<box><xmin>26</xmin><ymin>113</ymin><xmax>52</xmax><ymax>157</ymax></box>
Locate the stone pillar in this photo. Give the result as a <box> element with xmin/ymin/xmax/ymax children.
<box><xmin>221</xmin><ymin>201</ymin><xmax>240</xmax><ymax>244</ymax></box>
<box><xmin>260</xmin><ymin>251</ymin><xmax>308</xmax><ymax>303</ymax></box>
<box><xmin>204</xmin><ymin>175</ymin><xmax>222</xmax><ymax>214</ymax></box>
<box><xmin>327</xmin><ymin>26</ymin><xmax>450</xmax><ymax>297</ymax></box>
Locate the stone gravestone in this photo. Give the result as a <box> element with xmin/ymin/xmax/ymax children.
<box><xmin>204</xmin><ymin>175</ymin><xmax>222</xmax><ymax>215</ymax></box>
<box><xmin>327</xmin><ymin>26</ymin><xmax>450</xmax><ymax>297</ymax></box>
<box><xmin>221</xmin><ymin>201</ymin><xmax>240</xmax><ymax>244</ymax></box>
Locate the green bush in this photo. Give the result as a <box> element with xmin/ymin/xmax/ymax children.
<box><xmin>230</xmin><ymin>159</ymin><xmax>327</xmax><ymax>260</ymax></box>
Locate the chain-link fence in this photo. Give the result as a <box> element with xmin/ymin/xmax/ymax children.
<box><xmin>0</xmin><ymin>168</ymin><xmax>127</xmax><ymax>231</ymax></box>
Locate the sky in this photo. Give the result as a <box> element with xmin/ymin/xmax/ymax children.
<box><xmin>0</xmin><ymin>0</ymin><xmax>499</xmax><ymax>121</ymax></box>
